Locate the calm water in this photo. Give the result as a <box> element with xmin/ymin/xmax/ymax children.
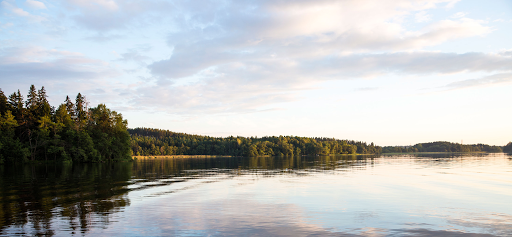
<box><xmin>1</xmin><ymin>153</ymin><xmax>511</xmax><ymax>236</ymax></box>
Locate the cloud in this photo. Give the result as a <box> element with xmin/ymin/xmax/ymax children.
<box><xmin>130</xmin><ymin>78</ymin><xmax>299</xmax><ymax>115</ymax></box>
<box><xmin>2</xmin><ymin>22</ymin><xmax>14</xmax><ymax>28</ymax></box>
<box><xmin>0</xmin><ymin>47</ymin><xmax>135</xmax><ymax>109</ymax></box>
<box><xmin>1</xmin><ymin>0</ymin><xmax>30</xmax><ymax>17</ymax></box>
<box><xmin>152</xmin><ymin>50</ymin><xmax>512</xmax><ymax>83</ymax></box>
<box><xmin>0</xmin><ymin>47</ymin><xmax>119</xmax><ymax>93</ymax></box>
<box><xmin>83</xmin><ymin>33</ymin><xmax>124</xmax><ymax>42</ymax></box>
<box><xmin>68</xmin><ymin>0</ymin><xmax>119</xmax><ymax>11</ymax></box>
<box><xmin>499</xmin><ymin>49</ymin><xmax>512</xmax><ymax>57</ymax></box>
<box><xmin>441</xmin><ymin>73</ymin><xmax>512</xmax><ymax>91</ymax></box>
<box><xmin>451</xmin><ymin>12</ymin><xmax>467</xmax><ymax>18</ymax></box>
<box><xmin>305</xmin><ymin>52</ymin><xmax>512</xmax><ymax>77</ymax></box>
<box><xmin>415</xmin><ymin>11</ymin><xmax>432</xmax><ymax>22</ymax></box>
<box><xmin>419</xmin><ymin>18</ymin><xmax>490</xmax><ymax>41</ymax></box>
<box><xmin>54</xmin><ymin>0</ymin><xmax>476</xmax><ymax>37</ymax></box>
<box><xmin>14</xmin><ymin>0</ymin><xmax>487</xmax><ymax>115</ymax></box>
<box><xmin>356</xmin><ymin>87</ymin><xmax>380</xmax><ymax>91</ymax></box>
<box><xmin>116</xmin><ymin>45</ymin><xmax>152</xmax><ymax>66</ymax></box>
<box><xmin>141</xmin><ymin>51</ymin><xmax>512</xmax><ymax>114</ymax></box>
<box><xmin>0</xmin><ymin>0</ymin><xmax>46</xmax><ymax>22</ymax></box>
<box><xmin>25</xmin><ymin>0</ymin><xmax>46</xmax><ymax>10</ymax></box>
<box><xmin>149</xmin><ymin>1</ymin><xmax>490</xmax><ymax>81</ymax></box>
<box><xmin>1</xmin><ymin>0</ymin><xmax>505</xmax><ymax>116</ymax></box>
<box><xmin>444</xmin><ymin>0</ymin><xmax>460</xmax><ymax>8</ymax></box>
<box><xmin>58</xmin><ymin>0</ymin><xmax>174</xmax><ymax>32</ymax></box>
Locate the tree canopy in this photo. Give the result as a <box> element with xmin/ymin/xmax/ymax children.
<box><xmin>504</xmin><ymin>142</ymin><xmax>512</xmax><ymax>153</ymax></box>
<box><xmin>128</xmin><ymin>127</ymin><xmax>381</xmax><ymax>157</ymax></box>
<box><xmin>382</xmin><ymin>141</ymin><xmax>503</xmax><ymax>153</ymax></box>
<box><xmin>0</xmin><ymin>86</ymin><xmax>131</xmax><ymax>163</ymax></box>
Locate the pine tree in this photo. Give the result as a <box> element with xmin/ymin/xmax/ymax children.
<box><xmin>65</xmin><ymin>96</ymin><xmax>74</xmax><ymax>116</ymax></box>
<box><xmin>26</xmin><ymin>85</ymin><xmax>38</xmax><ymax>111</ymax></box>
<box><xmin>37</xmin><ymin>86</ymin><xmax>51</xmax><ymax>117</ymax></box>
<box><xmin>0</xmin><ymin>89</ymin><xmax>8</xmax><ymax>116</ymax></box>
<box><xmin>75</xmin><ymin>93</ymin><xmax>88</xmax><ymax>129</ymax></box>
<box><xmin>8</xmin><ymin>90</ymin><xmax>25</xmax><ymax>124</ymax></box>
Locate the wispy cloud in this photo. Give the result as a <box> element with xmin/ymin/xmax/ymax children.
<box><xmin>356</xmin><ymin>87</ymin><xmax>380</xmax><ymax>91</ymax></box>
<box><xmin>57</xmin><ymin>0</ymin><xmax>174</xmax><ymax>32</ymax></box>
<box><xmin>441</xmin><ymin>73</ymin><xmax>512</xmax><ymax>91</ymax></box>
<box><xmin>83</xmin><ymin>33</ymin><xmax>124</xmax><ymax>42</ymax></box>
<box><xmin>25</xmin><ymin>0</ymin><xmax>47</xmax><ymax>10</ymax></box>
<box><xmin>451</xmin><ymin>12</ymin><xmax>467</xmax><ymax>18</ymax></box>
<box><xmin>1</xmin><ymin>0</ymin><xmax>46</xmax><ymax>22</ymax></box>
<box><xmin>140</xmin><ymin>51</ymin><xmax>512</xmax><ymax>114</ymax></box>
<box><xmin>415</xmin><ymin>11</ymin><xmax>432</xmax><ymax>22</ymax></box>
<box><xmin>0</xmin><ymin>47</ymin><xmax>120</xmax><ymax>99</ymax></box>
<box><xmin>116</xmin><ymin>45</ymin><xmax>152</xmax><ymax>66</ymax></box>
<box><xmin>499</xmin><ymin>49</ymin><xmax>512</xmax><ymax>57</ymax></box>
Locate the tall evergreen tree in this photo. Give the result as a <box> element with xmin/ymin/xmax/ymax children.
<box><xmin>0</xmin><ymin>89</ymin><xmax>8</xmax><ymax>116</ymax></box>
<box><xmin>8</xmin><ymin>90</ymin><xmax>25</xmax><ymax>126</ymax></box>
<box><xmin>26</xmin><ymin>85</ymin><xmax>38</xmax><ymax>111</ymax></box>
<box><xmin>37</xmin><ymin>86</ymin><xmax>51</xmax><ymax>118</ymax></box>
<box><xmin>65</xmin><ymin>96</ymin><xmax>75</xmax><ymax>117</ymax></box>
<box><xmin>75</xmin><ymin>93</ymin><xmax>88</xmax><ymax>129</ymax></box>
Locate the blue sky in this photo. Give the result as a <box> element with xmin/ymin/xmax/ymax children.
<box><xmin>1</xmin><ymin>0</ymin><xmax>511</xmax><ymax>146</ymax></box>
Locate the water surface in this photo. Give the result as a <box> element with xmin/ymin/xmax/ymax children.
<box><xmin>1</xmin><ymin>153</ymin><xmax>511</xmax><ymax>236</ymax></box>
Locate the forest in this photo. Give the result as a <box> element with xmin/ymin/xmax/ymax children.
<box><xmin>0</xmin><ymin>85</ymin><xmax>131</xmax><ymax>163</ymax></box>
<box><xmin>382</xmin><ymin>141</ymin><xmax>503</xmax><ymax>153</ymax></box>
<box><xmin>128</xmin><ymin>127</ymin><xmax>382</xmax><ymax>157</ymax></box>
<box><xmin>504</xmin><ymin>142</ymin><xmax>512</xmax><ymax>153</ymax></box>
<box><xmin>2</xmin><ymin>86</ymin><xmax>510</xmax><ymax>163</ymax></box>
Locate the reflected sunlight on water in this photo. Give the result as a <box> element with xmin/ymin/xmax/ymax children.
<box><xmin>1</xmin><ymin>153</ymin><xmax>511</xmax><ymax>236</ymax></box>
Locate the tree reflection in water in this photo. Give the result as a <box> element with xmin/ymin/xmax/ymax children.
<box><xmin>0</xmin><ymin>162</ymin><xmax>132</xmax><ymax>236</ymax></box>
<box><xmin>5</xmin><ymin>154</ymin><xmax>475</xmax><ymax>235</ymax></box>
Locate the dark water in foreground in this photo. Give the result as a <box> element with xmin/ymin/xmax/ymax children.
<box><xmin>1</xmin><ymin>153</ymin><xmax>511</xmax><ymax>236</ymax></box>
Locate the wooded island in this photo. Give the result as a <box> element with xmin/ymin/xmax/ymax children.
<box><xmin>382</xmin><ymin>141</ymin><xmax>505</xmax><ymax>153</ymax></box>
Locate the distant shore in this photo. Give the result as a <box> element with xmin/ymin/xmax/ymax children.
<box><xmin>132</xmin><ymin>153</ymin><xmax>377</xmax><ymax>159</ymax></box>
<box><xmin>381</xmin><ymin>151</ymin><xmax>492</xmax><ymax>155</ymax></box>
<box><xmin>133</xmin><ymin>155</ymin><xmax>234</xmax><ymax>159</ymax></box>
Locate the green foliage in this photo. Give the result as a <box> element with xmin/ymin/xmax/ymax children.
<box><xmin>0</xmin><ymin>86</ymin><xmax>132</xmax><ymax>163</ymax></box>
<box><xmin>0</xmin><ymin>89</ymin><xmax>9</xmax><ymax>116</ymax></box>
<box><xmin>0</xmin><ymin>111</ymin><xmax>29</xmax><ymax>163</ymax></box>
<box><xmin>128</xmin><ymin>128</ymin><xmax>381</xmax><ymax>157</ymax></box>
<box><xmin>382</xmin><ymin>141</ymin><xmax>503</xmax><ymax>153</ymax></box>
<box><xmin>88</xmin><ymin>104</ymin><xmax>131</xmax><ymax>161</ymax></box>
<box><xmin>504</xmin><ymin>142</ymin><xmax>512</xmax><ymax>153</ymax></box>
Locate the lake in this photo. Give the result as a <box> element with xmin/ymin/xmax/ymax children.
<box><xmin>1</xmin><ymin>153</ymin><xmax>511</xmax><ymax>236</ymax></box>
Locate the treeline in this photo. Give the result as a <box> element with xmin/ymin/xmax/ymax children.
<box><xmin>0</xmin><ymin>85</ymin><xmax>131</xmax><ymax>163</ymax></box>
<box><xmin>382</xmin><ymin>141</ymin><xmax>503</xmax><ymax>153</ymax></box>
<box><xmin>504</xmin><ymin>142</ymin><xmax>512</xmax><ymax>153</ymax></box>
<box><xmin>129</xmin><ymin>128</ymin><xmax>382</xmax><ymax>157</ymax></box>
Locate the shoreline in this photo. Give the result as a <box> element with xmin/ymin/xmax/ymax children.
<box><xmin>132</xmin><ymin>153</ymin><xmax>376</xmax><ymax>159</ymax></box>
<box><xmin>381</xmin><ymin>151</ymin><xmax>494</xmax><ymax>155</ymax></box>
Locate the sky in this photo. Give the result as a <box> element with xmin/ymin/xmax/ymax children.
<box><xmin>1</xmin><ymin>0</ymin><xmax>511</xmax><ymax>146</ymax></box>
